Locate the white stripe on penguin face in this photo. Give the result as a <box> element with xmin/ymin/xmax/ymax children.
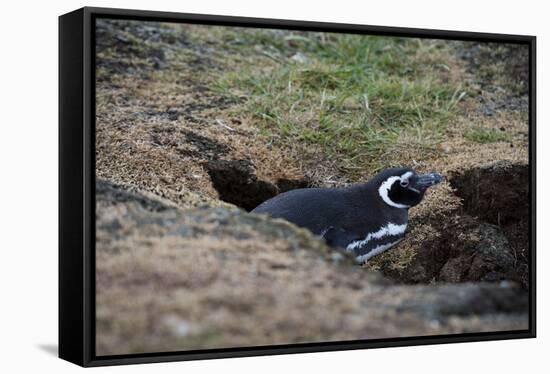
<box><xmin>400</xmin><ymin>171</ymin><xmax>414</xmax><ymax>181</ymax></box>
<box><xmin>378</xmin><ymin>174</ymin><xmax>410</xmax><ymax>208</ymax></box>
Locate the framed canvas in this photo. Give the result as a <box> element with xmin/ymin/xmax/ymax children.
<box><xmin>59</xmin><ymin>7</ymin><xmax>536</xmax><ymax>367</ymax></box>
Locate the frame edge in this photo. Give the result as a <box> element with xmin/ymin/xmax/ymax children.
<box><xmin>59</xmin><ymin>8</ymin><xmax>86</xmax><ymax>367</ymax></box>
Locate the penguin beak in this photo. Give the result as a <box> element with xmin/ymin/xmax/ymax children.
<box><xmin>412</xmin><ymin>173</ymin><xmax>443</xmax><ymax>191</ymax></box>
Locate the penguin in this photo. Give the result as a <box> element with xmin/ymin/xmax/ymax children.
<box><xmin>251</xmin><ymin>168</ymin><xmax>443</xmax><ymax>263</ymax></box>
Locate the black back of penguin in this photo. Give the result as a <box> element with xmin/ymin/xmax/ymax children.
<box><xmin>252</xmin><ymin>187</ymin><xmax>351</xmax><ymax>234</ymax></box>
<box><xmin>252</xmin><ymin>167</ymin><xmax>412</xmax><ymax>234</ymax></box>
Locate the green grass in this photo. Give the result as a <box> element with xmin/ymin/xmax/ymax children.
<box><xmin>464</xmin><ymin>127</ymin><xmax>512</xmax><ymax>144</ymax></box>
<box><xmin>214</xmin><ymin>31</ymin><xmax>465</xmax><ymax>175</ymax></box>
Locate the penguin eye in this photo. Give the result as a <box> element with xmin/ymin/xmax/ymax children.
<box><xmin>400</xmin><ymin>179</ymin><xmax>409</xmax><ymax>187</ymax></box>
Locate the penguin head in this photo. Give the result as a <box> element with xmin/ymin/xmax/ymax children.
<box><xmin>374</xmin><ymin>168</ymin><xmax>443</xmax><ymax>209</ymax></box>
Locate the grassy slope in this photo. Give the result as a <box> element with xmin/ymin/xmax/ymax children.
<box><xmin>215</xmin><ymin>31</ymin><xmax>466</xmax><ymax>176</ymax></box>
<box><xmin>96</xmin><ymin>20</ymin><xmax>528</xmax><ymax>190</ymax></box>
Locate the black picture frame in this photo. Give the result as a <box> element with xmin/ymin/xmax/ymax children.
<box><xmin>59</xmin><ymin>6</ymin><xmax>537</xmax><ymax>367</ymax></box>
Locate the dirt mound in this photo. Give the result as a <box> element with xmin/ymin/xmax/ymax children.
<box><xmin>96</xmin><ymin>182</ymin><xmax>528</xmax><ymax>356</ymax></box>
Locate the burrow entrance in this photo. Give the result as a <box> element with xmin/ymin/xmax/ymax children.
<box><xmin>378</xmin><ymin>161</ymin><xmax>529</xmax><ymax>288</ymax></box>
<box><xmin>205</xmin><ymin>159</ymin><xmax>310</xmax><ymax>211</ymax></box>
<box><xmin>450</xmin><ymin>161</ymin><xmax>529</xmax><ymax>227</ymax></box>
<box><xmin>206</xmin><ymin>158</ymin><xmax>530</xmax><ymax>287</ymax></box>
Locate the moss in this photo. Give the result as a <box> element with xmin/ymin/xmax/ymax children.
<box><xmin>465</xmin><ymin>127</ymin><xmax>512</xmax><ymax>144</ymax></box>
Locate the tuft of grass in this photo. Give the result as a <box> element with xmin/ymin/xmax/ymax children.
<box><xmin>364</xmin><ymin>245</ymin><xmax>418</xmax><ymax>273</ymax></box>
<box><xmin>215</xmin><ymin>32</ymin><xmax>465</xmax><ymax>176</ymax></box>
<box><xmin>464</xmin><ymin>127</ymin><xmax>512</xmax><ymax>144</ymax></box>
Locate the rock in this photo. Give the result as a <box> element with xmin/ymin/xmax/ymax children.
<box><xmin>96</xmin><ymin>182</ymin><xmax>528</xmax><ymax>356</ymax></box>
<box><xmin>467</xmin><ymin>223</ymin><xmax>515</xmax><ymax>280</ymax></box>
<box><xmin>290</xmin><ymin>52</ymin><xmax>308</xmax><ymax>64</ymax></box>
<box><xmin>439</xmin><ymin>222</ymin><xmax>515</xmax><ymax>283</ymax></box>
<box><xmin>439</xmin><ymin>257</ymin><xmax>465</xmax><ymax>283</ymax></box>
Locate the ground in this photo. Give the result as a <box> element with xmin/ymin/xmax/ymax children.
<box><xmin>94</xmin><ymin>19</ymin><xmax>530</xmax><ymax>355</ymax></box>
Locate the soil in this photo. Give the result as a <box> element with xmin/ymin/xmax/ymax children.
<box><xmin>450</xmin><ymin>161</ymin><xmax>529</xmax><ymax>226</ymax></box>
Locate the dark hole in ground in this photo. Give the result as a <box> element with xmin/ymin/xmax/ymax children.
<box><xmin>205</xmin><ymin>159</ymin><xmax>310</xmax><ymax>211</ymax></box>
<box><xmin>378</xmin><ymin>161</ymin><xmax>529</xmax><ymax>288</ymax></box>
<box><xmin>449</xmin><ymin>161</ymin><xmax>529</xmax><ymax>226</ymax></box>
